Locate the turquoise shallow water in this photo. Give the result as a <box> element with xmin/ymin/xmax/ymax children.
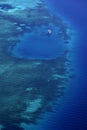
<box><xmin>0</xmin><ymin>1</ymin><xmax>71</xmax><ymax>130</ymax></box>
<box><xmin>5</xmin><ymin>1</ymin><xmax>73</xmax><ymax>130</ymax></box>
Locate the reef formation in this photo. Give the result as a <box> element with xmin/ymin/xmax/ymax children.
<box><xmin>0</xmin><ymin>0</ymin><xmax>72</xmax><ymax>130</ymax></box>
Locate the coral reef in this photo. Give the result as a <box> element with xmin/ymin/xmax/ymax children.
<box><xmin>0</xmin><ymin>0</ymin><xmax>72</xmax><ymax>130</ymax></box>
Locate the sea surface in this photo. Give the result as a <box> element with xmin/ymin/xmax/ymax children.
<box><xmin>0</xmin><ymin>0</ymin><xmax>87</xmax><ymax>130</ymax></box>
<box><xmin>25</xmin><ymin>0</ymin><xmax>87</xmax><ymax>130</ymax></box>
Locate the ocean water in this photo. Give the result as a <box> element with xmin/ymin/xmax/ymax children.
<box><xmin>0</xmin><ymin>0</ymin><xmax>87</xmax><ymax>130</ymax></box>
<box><xmin>43</xmin><ymin>0</ymin><xmax>87</xmax><ymax>130</ymax></box>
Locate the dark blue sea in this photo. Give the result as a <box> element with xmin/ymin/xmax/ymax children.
<box><xmin>23</xmin><ymin>0</ymin><xmax>87</xmax><ymax>130</ymax></box>
<box><xmin>45</xmin><ymin>0</ymin><xmax>87</xmax><ymax>130</ymax></box>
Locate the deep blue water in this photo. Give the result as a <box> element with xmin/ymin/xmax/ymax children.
<box><xmin>24</xmin><ymin>0</ymin><xmax>87</xmax><ymax>130</ymax></box>
<box><xmin>44</xmin><ymin>0</ymin><xmax>87</xmax><ymax>130</ymax></box>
